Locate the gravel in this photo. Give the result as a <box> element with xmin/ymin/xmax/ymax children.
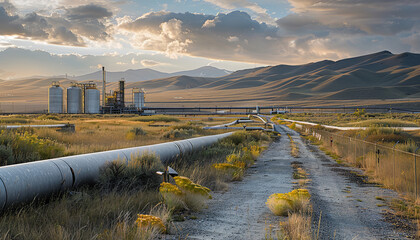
<box><xmin>164</xmin><ymin>125</ymin><xmax>414</xmax><ymax>239</ymax></box>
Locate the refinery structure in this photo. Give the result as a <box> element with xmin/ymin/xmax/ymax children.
<box><xmin>48</xmin><ymin>67</ymin><xmax>145</xmax><ymax>114</ymax></box>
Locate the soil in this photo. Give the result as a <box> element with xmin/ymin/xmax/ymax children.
<box><xmin>165</xmin><ymin>125</ymin><xmax>414</xmax><ymax>239</ymax></box>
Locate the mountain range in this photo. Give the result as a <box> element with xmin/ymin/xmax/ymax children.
<box><xmin>0</xmin><ymin>50</ymin><xmax>419</xmax><ymax>112</ymax></box>
<box><xmin>71</xmin><ymin>66</ymin><xmax>232</xmax><ymax>82</ymax></box>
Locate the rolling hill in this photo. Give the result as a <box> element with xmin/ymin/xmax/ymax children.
<box><xmin>0</xmin><ymin>51</ymin><xmax>419</xmax><ymax>112</ymax></box>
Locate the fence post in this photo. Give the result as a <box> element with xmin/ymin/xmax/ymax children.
<box><xmin>415</xmin><ymin>147</ymin><xmax>419</xmax><ymax>201</ymax></box>
<box><xmin>362</xmin><ymin>136</ymin><xmax>369</xmax><ymax>168</ymax></box>
<box><xmin>393</xmin><ymin>141</ymin><xmax>399</xmax><ymax>189</ymax></box>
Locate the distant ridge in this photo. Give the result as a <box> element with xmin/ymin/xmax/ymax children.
<box><xmin>71</xmin><ymin>66</ymin><xmax>231</xmax><ymax>82</ymax></box>
<box><xmin>137</xmin><ymin>50</ymin><xmax>420</xmax><ymax>101</ymax></box>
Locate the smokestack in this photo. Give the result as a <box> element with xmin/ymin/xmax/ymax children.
<box><xmin>102</xmin><ymin>66</ymin><xmax>106</xmax><ymax>107</ymax></box>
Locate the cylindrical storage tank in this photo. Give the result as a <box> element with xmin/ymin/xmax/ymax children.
<box><xmin>48</xmin><ymin>83</ymin><xmax>63</xmax><ymax>113</ymax></box>
<box><xmin>67</xmin><ymin>86</ymin><xmax>82</xmax><ymax>114</ymax></box>
<box><xmin>133</xmin><ymin>88</ymin><xmax>145</xmax><ymax>109</ymax></box>
<box><xmin>85</xmin><ymin>88</ymin><xmax>100</xmax><ymax>114</ymax></box>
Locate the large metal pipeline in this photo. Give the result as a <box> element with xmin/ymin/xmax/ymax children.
<box><xmin>0</xmin><ymin>132</ymin><xmax>233</xmax><ymax>210</ymax></box>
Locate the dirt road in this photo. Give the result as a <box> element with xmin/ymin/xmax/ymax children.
<box><xmin>168</xmin><ymin>126</ymin><xmax>411</xmax><ymax>239</ymax></box>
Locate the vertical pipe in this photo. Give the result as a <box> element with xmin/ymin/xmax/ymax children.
<box><xmin>102</xmin><ymin>67</ymin><xmax>106</xmax><ymax>109</ymax></box>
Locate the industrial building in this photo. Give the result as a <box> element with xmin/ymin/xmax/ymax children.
<box><xmin>48</xmin><ymin>67</ymin><xmax>145</xmax><ymax>114</ymax></box>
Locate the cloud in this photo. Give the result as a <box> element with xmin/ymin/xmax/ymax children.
<box><xmin>0</xmin><ymin>2</ymin><xmax>113</xmax><ymax>46</ymax></box>
<box><xmin>203</xmin><ymin>0</ymin><xmax>275</xmax><ymax>24</ymax></box>
<box><xmin>120</xmin><ymin>11</ymin><xmax>328</xmax><ymax>64</ymax></box>
<box><xmin>66</xmin><ymin>4</ymin><xmax>112</xmax><ymax>20</ymax></box>
<box><xmin>141</xmin><ymin>59</ymin><xmax>161</xmax><ymax>67</ymax></box>
<box><xmin>0</xmin><ymin>5</ymin><xmax>24</xmax><ymax>35</ymax></box>
<box><xmin>284</xmin><ymin>0</ymin><xmax>420</xmax><ymax>36</ymax></box>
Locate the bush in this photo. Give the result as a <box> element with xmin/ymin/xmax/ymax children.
<box><xmin>159</xmin><ymin>176</ymin><xmax>212</xmax><ymax>211</ymax></box>
<box><xmin>37</xmin><ymin>114</ymin><xmax>60</xmax><ymax>120</ymax></box>
<box><xmin>266</xmin><ymin>189</ymin><xmax>311</xmax><ymax>216</ymax></box>
<box><xmin>126</xmin><ymin>127</ymin><xmax>147</xmax><ymax>140</ymax></box>
<box><xmin>0</xmin><ymin>145</ymin><xmax>13</xmax><ymax>166</ymax></box>
<box><xmin>161</xmin><ymin>129</ymin><xmax>197</xmax><ymax>139</ymax></box>
<box><xmin>0</xmin><ymin>130</ymin><xmax>64</xmax><ymax>165</ymax></box>
<box><xmin>98</xmin><ymin>153</ymin><xmax>164</xmax><ymax>192</ymax></box>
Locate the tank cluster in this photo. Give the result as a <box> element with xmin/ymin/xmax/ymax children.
<box><xmin>48</xmin><ymin>81</ymin><xmax>100</xmax><ymax>114</ymax></box>
<box><xmin>48</xmin><ymin>80</ymin><xmax>146</xmax><ymax>114</ymax></box>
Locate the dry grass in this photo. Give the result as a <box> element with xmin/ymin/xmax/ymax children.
<box><xmin>287</xmin><ymin>134</ymin><xmax>299</xmax><ymax>158</ymax></box>
<box><xmin>0</xmin><ymin>115</ymin><xmax>272</xmax><ymax>239</ymax></box>
<box><xmin>0</xmin><ymin>190</ymin><xmax>161</xmax><ymax>240</ymax></box>
<box><xmin>280</xmin><ymin>213</ymin><xmax>312</xmax><ymax>240</ymax></box>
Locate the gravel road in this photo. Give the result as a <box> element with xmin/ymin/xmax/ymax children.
<box><xmin>166</xmin><ymin>125</ymin><xmax>412</xmax><ymax>240</ymax></box>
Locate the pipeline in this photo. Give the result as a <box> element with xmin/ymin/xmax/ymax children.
<box><xmin>0</xmin><ymin>132</ymin><xmax>233</xmax><ymax>210</ymax></box>
<box><xmin>2</xmin><ymin>124</ymin><xmax>76</xmax><ymax>132</ymax></box>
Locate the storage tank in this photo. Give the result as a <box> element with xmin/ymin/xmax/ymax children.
<box><xmin>133</xmin><ymin>88</ymin><xmax>145</xmax><ymax>109</ymax></box>
<box><xmin>85</xmin><ymin>88</ymin><xmax>100</xmax><ymax>114</ymax></box>
<box><xmin>48</xmin><ymin>82</ymin><xmax>63</xmax><ymax>113</ymax></box>
<box><xmin>67</xmin><ymin>85</ymin><xmax>82</xmax><ymax>114</ymax></box>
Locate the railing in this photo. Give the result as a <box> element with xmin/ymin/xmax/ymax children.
<box><xmin>298</xmin><ymin>125</ymin><xmax>419</xmax><ymax>200</ymax></box>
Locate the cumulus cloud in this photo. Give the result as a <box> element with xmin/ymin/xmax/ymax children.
<box><xmin>0</xmin><ymin>2</ymin><xmax>113</xmax><ymax>46</ymax></box>
<box><xmin>120</xmin><ymin>10</ymin><xmax>336</xmax><ymax>64</ymax></box>
<box><xmin>203</xmin><ymin>0</ymin><xmax>275</xmax><ymax>24</ymax></box>
<box><xmin>141</xmin><ymin>59</ymin><xmax>161</xmax><ymax>67</ymax></box>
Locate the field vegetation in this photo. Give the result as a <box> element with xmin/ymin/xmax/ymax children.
<box><xmin>0</xmin><ymin>114</ymin><xmax>272</xmax><ymax>239</ymax></box>
<box><xmin>274</xmin><ymin>112</ymin><xmax>420</xmax><ymax>151</ymax></box>
<box><xmin>276</xmin><ymin>112</ymin><xmax>420</xmax><ymax>128</ymax></box>
<box><xmin>276</xmin><ymin>112</ymin><xmax>420</xmax><ymax>237</ymax></box>
<box><xmin>0</xmin><ymin>114</ymin><xmax>230</xmax><ymax>164</ymax></box>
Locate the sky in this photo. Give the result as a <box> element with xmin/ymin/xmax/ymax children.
<box><xmin>0</xmin><ymin>0</ymin><xmax>419</xmax><ymax>79</ymax></box>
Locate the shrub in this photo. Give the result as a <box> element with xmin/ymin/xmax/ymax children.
<box><xmin>159</xmin><ymin>176</ymin><xmax>212</xmax><ymax>211</ymax></box>
<box><xmin>98</xmin><ymin>153</ymin><xmax>164</xmax><ymax>192</ymax></box>
<box><xmin>37</xmin><ymin>114</ymin><xmax>60</xmax><ymax>120</ymax></box>
<box><xmin>0</xmin><ymin>130</ymin><xmax>64</xmax><ymax>165</ymax></box>
<box><xmin>266</xmin><ymin>189</ymin><xmax>311</xmax><ymax>216</ymax></box>
<box><xmin>159</xmin><ymin>182</ymin><xmax>185</xmax><ymax>210</ymax></box>
<box><xmin>126</xmin><ymin>127</ymin><xmax>147</xmax><ymax>140</ymax></box>
<box><xmin>0</xmin><ymin>145</ymin><xmax>13</xmax><ymax>166</ymax></box>
<box><xmin>212</xmin><ymin>163</ymin><xmax>244</xmax><ymax>181</ymax></box>
<box><xmin>135</xmin><ymin>214</ymin><xmax>166</xmax><ymax>233</ymax></box>
<box><xmin>161</xmin><ymin>129</ymin><xmax>197</xmax><ymax>139</ymax></box>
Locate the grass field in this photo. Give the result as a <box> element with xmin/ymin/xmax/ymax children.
<box><xmin>0</xmin><ymin>114</ymin><xmax>272</xmax><ymax>239</ymax></box>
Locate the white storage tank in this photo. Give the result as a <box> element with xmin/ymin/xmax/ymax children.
<box><xmin>133</xmin><ymin>88</ymin><xmax>145</xmax><ymax>109</ymax></box>
<box><xmin>67</xmin><ymin>85</ymin><xmax>82</xmax><ymax>114</ymax></box>
<box><xmin>48</xmin><ymin>82</ymin><xmax>63</xmax><ymax>113</ymax></box>
<box><xmin>85</xmin><ymin>88</ymin><xmax>100</xmax><ymax>114</ymax></box>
